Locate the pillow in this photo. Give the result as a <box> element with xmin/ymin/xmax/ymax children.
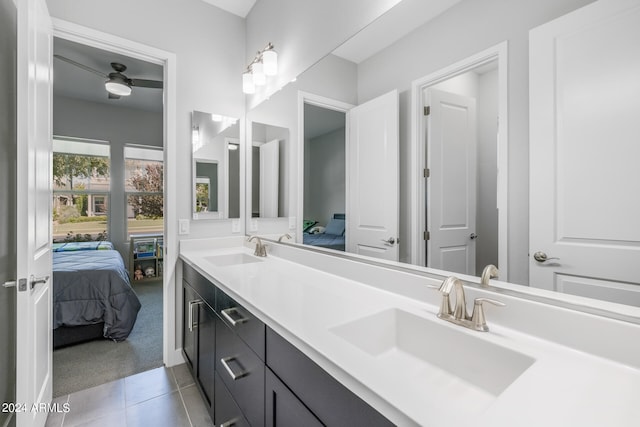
<box><xmin>324</xmin><ymin>218</ymin><xmax>345</xmax><ymax>235</ymax></box>
<box><xmin>303</xmin><ymin>219</ymin><xmax>317</xmax><ymax>232</ymax></box>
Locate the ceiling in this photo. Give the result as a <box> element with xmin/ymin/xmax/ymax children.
<box><xmin>53</xmin><ymin>37</ymin><xmax>164</xmax><ymax>113</ymax></box>
<box><xmin>200</xmin><ymin>0</ymin><xmax>257</xmax><ymax>17</ymax></box>
<box><xmin>304</xmin><ymin>104</ymin><xmax>345</xmax><ymax>140</ymax></box>
<box><xmin>333</xmin><ymin>0</ymin><xmax>462</xmax><ymax>64</ymax></box>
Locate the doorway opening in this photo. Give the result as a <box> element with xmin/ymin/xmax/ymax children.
<box><xmin>411</xmin><ymin>42</ymin><xmax>508</xmax><ymax>278</ymax></box>
<box><xmin>51</xmin><ymin>33</ymin><xmax>167</xmax><ymax>397</ymax></box>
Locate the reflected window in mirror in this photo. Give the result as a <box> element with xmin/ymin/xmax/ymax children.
<box><xmin>250</xmin><ymin>121</ymin><xmax>289</xmax><ymax>219</ymax></box>
<box><xmin>191</xmin><ymin>111</ymin><xmax>240</xmax><ymax>219</ymax></box>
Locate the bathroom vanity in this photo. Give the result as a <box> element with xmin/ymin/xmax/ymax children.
<box><xmin>180</xmin><ymin>237</ymin><xmax>640</xmax><ymax>426</ymax></box>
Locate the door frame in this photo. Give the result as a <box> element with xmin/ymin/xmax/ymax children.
<box><xmin>296</xmin><ymin>91</ymin><xmax>354</xmax><ymax>243</ymax></box>
<box><xmin>410</xmin><ymin>41</ymin><xmax>509</xmax><ymax>278</ymax></box>
<box><xmin>51</xmin><ymin>19</ymin><xmax>181</xmax><ymax>366</ymax></box>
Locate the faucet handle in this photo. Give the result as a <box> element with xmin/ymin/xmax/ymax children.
<box><xmin>427</xmin><ymin>284</ymin><xmax>452</xmax><ymax>317</ymax></box>
<box><xmin>471</xmin><ymin>298</ymin><xmax>505</xmax><ymax>332</ymax></box>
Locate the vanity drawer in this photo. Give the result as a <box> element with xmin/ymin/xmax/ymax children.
<box><xmin>183</xmin><ymin>262</ymin><xmax>216</xmax><ymax>308</ymax></box>
<box><xmin>216</xmin><ymin>287</ymin><xmax>265</xmax><ymax>360</ymax></box>
<box><xmin>216</xmin><ymin>319</ymin><xmax>265</xmax><ymax>427</ymax></box>
<box><xmin>214</xmin><ymin>372</ymin><xmax>250</xmax><ymax>427</ymax></box>
<box><xmin>266</xmin><ymin>327</ymin><xmax>393</xmax><ymax>427</ymax></box>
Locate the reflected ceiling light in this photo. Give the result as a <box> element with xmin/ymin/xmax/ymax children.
<box><xmin>228</xmin><ymin>143</ymin><xmax>238</xmax><ymax>151</ymax></box>
<box><xmin>104</xmin><ymin>74</ymin><xmax>132</xmax><ymax>97</ymax></box>
<box><xmin>211</xmin><ymin>114</ymin><xmax>222</xmax><ymax>122</ymax></box>
<box><xmin>242</xmin><ymin>71</ymin><xmax>255</xmax><ymax>94</ymax></box>
<box><xmin>242</xmin><ymin>42</ymin><xmax>278</xmax><ymax>94</ymax></box>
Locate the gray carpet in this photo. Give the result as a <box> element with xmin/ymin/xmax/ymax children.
<box><xmin>53</xmin><ymin>279</ymin><xmax>164</xmax><ymax>397</ymax></box>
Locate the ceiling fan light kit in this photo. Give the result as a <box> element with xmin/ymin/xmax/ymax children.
<box><xmin>105</xmin><ymin>77</ymin><xmax>132</xmax><ymax>96</ymax></box>
<box><xmin>53</xmin><ymin>55</ymin><xmax>163</xmax><ymax>99</ymax></box>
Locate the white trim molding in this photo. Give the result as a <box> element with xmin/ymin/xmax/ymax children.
<box><xmin>409</xmin><ymin>41</ymin><xmax>509</xmax><ymax>279</ymax></box>
<box><xmin>52</xmin><ymin>18</ymin><xmax>181</xmax><ymax>367</ymax></box>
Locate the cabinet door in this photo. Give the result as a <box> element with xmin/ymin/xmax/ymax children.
<box><xmin>266</xmin><ymin>368</ymin><xmax>323</xmax><ymax>427</ymax></box>
<box><xmin>197</xmin><ymin>302</ymin><xmax>216</xmax><ymax>414</ymax></box>
<box><xmin>182</xmin><ymin>282</ymin><xmax>199</xmax><ymax>372</ymax></box>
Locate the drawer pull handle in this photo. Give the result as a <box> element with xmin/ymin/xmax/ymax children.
<box><xmin>220</xmin><ymin>357</ymin><xmax>248</xmax><ymax>381</ymax></box>
<box><xmin>188</xmin><ymin>299</ymin><xmax>203</xmax><ymax>332</ymax></box>
<box><xmin>221</xmin><ymin>307</ymin><xmax>249</xmax><ymax>326</ymax></box>
<box><xmin>219</xmin><ymin>418</ymin><xmax>238</xmax><ymax>427</ymax></box>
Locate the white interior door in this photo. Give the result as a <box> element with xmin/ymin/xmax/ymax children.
<box><xmin>529</xmin><ymin>0</ymin><xmax>640</xmax><ymax>305</ymax></box>
<box><xmin>426</xmin><ymin>88</ymin><xmax>477</xmax><ymax>275</ymax></box>
<box><xmin>347</xmin><ymin>90</ymin><xmax>399</xmax><ymax>261</ymax></box>
<box><xmin>259</xmin><ymin>139</ymin><xmax>279</xmax><ymax>218</ymax></box>
<box><xmin>16</xmin><ymin>0</ymin><xmax>53</xmax><ymax>425</ymax></box>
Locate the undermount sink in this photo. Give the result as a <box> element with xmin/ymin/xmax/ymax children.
<box><xmin>203</xmin><ymin>253</ymin><xmax>264</xmax><ymax>267</ymax></box>
<box><xmin>330</xmin><ymin>309</ymin><xmax>535</xmax><ymax>397</ymax></box>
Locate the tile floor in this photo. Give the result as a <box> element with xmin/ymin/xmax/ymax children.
<box><xmin>45</xmin><ymin>364</ymin><xmax>213</xmax><ymax>427</ymax></box>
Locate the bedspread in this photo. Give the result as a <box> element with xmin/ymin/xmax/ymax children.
<box><xmin>53</xmin><ymin>250</ymin><xmax>141</xmax><ymax>342</ymax></box>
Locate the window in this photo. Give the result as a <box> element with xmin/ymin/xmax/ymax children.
<box><xmin>125</xmin><ymin>145</ymin><xmax>164</xmax><ymax>236</ymax></box>
<box><xmin>52</xmin><ymin>138</ymin><xmax>110</xmax><ymax>242</ymax></box>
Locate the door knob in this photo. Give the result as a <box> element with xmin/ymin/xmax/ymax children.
<box><xmin>381</xmin><ymin>237</ymin><xmax>396</xmax><ymax>246</ymax></box>
<box><xmin>533</xmin><ymin>251</ymin><xmax>559</xmax><ymax>263</ymax></box>
<box><xmin>469</xmin><ymin>233</ymin><xmax>478</xmax><ymax>240</ymax></box>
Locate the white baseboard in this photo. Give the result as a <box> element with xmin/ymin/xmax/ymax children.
<box><xmin>165</xmin><ymin>348</ymin><xmax>185</xmax><ymax>368</ymax></box>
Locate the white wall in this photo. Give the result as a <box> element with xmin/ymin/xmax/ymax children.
<box><xmin>304</xmin><ymin>128</ymin><xmax>346</xmax><ymax>225</ymax></box>
<box><xmin>356</xmin><ymin>0</ymin><xmax>596</xmax><ymax>284</ymax></box>
<box><xmin>245</xmin><ymin>0</ymin><xmax>402</xmax><ymax>108</ymax></box>
<box><xmin>53</xmin><ymin>95</ymin><xmax>162</xmax><ymax>259</ymax></box>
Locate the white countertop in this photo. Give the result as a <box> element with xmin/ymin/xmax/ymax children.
<box><xmin>180</xmin><ymin>238</ymin><xmax>640</xmax><ymax>427</ymax></box>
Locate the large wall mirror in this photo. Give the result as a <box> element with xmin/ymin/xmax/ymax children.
<box><xmin>191</xmin><ymin>111</ymin><xmax>240</xmax><ymax>220</ymax></box>
<box><xmin>245</xmin><ymin>0</ymin><xmax>640</xmax><ymax>318</ymax></box>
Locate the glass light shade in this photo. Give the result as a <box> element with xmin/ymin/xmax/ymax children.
<box><xmin>242</xmin><ymin>72</ymin><xmax>255</xmax><ymax>94</ymax></box>
<box><xmin>252</xmin><ymin>62</ymin><xmax>266</xmax><ymax>86</ymax></box>
<box><xmin>105</xmin><ymin>80</ymin><xmax>132</xmax><ymax>96</ymax></box>
<box><xmin>262</xmin><ymin>49</ymin><xmax>278</xmax><ymax>76</ymax></box>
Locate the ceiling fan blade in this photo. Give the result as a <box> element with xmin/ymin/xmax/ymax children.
<box><xmin>108</xmin><ymin>93</ymin><xmax>121</xmax><ymax>100</ymax></box>
<box><xmin>130</xmin><ymin>78</ymin><xmax>163</xmax><ymax>89</ymax></box>
<box><xmin>53</xmin><ymin>54</ymin><xmax>107</xmax><ymax>78</ymax></box>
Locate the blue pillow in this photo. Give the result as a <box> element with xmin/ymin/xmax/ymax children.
<box><xmin>324</xmin><ymin>218</ymin><xmax>345</xmax><ymax>235</ymax></box>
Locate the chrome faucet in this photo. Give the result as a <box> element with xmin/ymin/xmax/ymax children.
<box><xmin>277</xmin><ymin>233</ymin><xmax>292</xmax><ymax>242</ymax></box>
<box><xmin>432</xmin><ymin>276</ymin><xmax>505</xmax><ymax>332</ymax></box>
<box><xmin>481</xmin><ymin>264</ymin><xmax>499</xmax><ymax>286</ymax></box>
<box><xmin>248</xmin><ymin>235</ymin><xmax>267</xmax><ymax>257</ymax></box>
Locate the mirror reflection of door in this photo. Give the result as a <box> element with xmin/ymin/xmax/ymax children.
<box><xmin>424</xmin><ymin>60</ymin><xmax>499</xmax><ymax>276</ymax></box>
<box><xmin>194</xmin><ymin>160</ymin><xmax>218</xmax><ymax>214</ymax></box>
<box><xmin>251</xmin><ymin>122</ymin><xmax>289</xmax><ymax>218</ymax></box>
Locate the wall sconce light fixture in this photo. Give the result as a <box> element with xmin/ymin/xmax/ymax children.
<box><xmin>243</xmin><ymin>42</ymin><xmax>278</xmax><ymax>94</ymax></box>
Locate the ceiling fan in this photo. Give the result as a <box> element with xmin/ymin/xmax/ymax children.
<box><xmin>53</xmin><ymin>54</ymin><xmax>163</xmax><ymax>99</ymax></box>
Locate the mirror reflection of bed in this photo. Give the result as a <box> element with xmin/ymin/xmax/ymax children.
<box><xmin>303</xmin><ymin>214</ymin><xmax>347</xmax><ymax>251</ymax></box>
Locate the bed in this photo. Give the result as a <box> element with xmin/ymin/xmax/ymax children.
<box><xmin>52</xmin><ymin>241</ymin><xmax>141</xmax><ymax>348</ymax></box>
<box><xmin>303</xmin><ymin>213</ymin><xmax>346</xmax><ymax>251</ymax></box>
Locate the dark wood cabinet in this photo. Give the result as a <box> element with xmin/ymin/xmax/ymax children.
<box><xmin>266</xmin><ymin>328</ymin><xmax>394</xmax><ymax>427</ymax></box>
<box><xmin>182</xmin><ymin>262</ymin><xmax>392</xmax><ymax>427</ymax></box>
<box><xmin>214</xmin><ymin>372</ymin><xmax>250</xmax><ymax>427</ymax></box>
<box><xmin>265</xmin><ymin>368</ymin><xmax>323</xmax><ymax>427</ymax></box>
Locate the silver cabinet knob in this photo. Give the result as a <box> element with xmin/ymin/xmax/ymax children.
<box><xmin>533</xmin><ymin>251</ymin><xmax>559</xmax><ymax>263</ymax></box>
